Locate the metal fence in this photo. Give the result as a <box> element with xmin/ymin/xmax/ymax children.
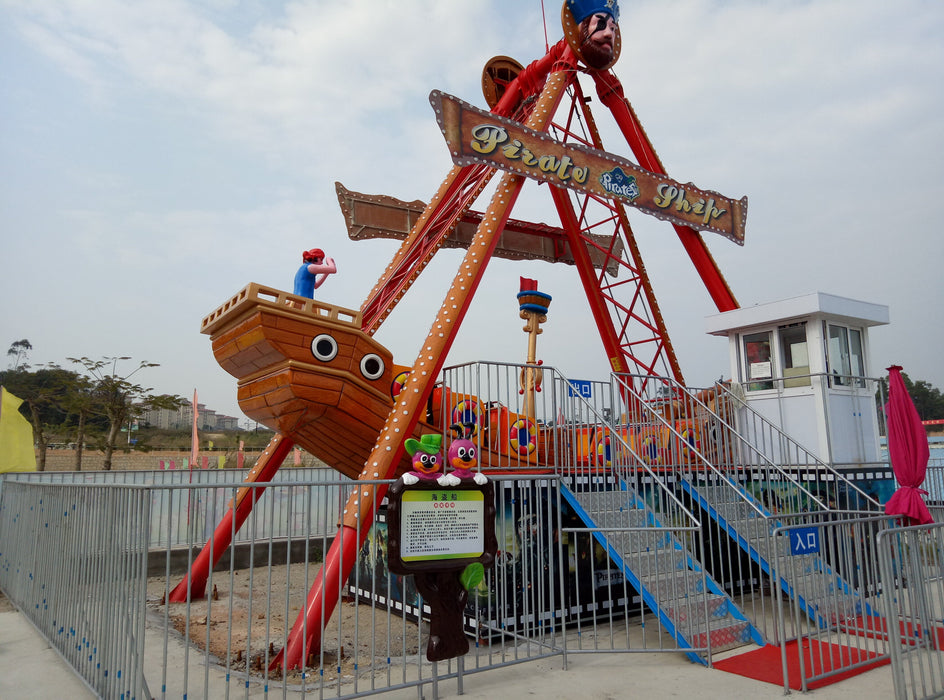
<box><xmin>0</xmin><ymin>470</ymin><xmax>764</xmax><ymax>697</ymax></box>
<box><xmin>3</xmin><ymin>467</ymin><xmax>347</xmax><ymax>548</ymax></box>
<box><xmin>0</xmin><ymin>480</ymin><xmax>152</xmax><ymax>699</ymax></box>
<box><xmin>924</xmin><ymin>458</ymin><xmax>944</xmax><ymax>523</ymax></box>
<box><xmin>877</xmin><ymin>522</ymin><xmax>944</xmax><ymax>700</ymax></box>
<box><xmin>2</xmin><ymin>474</ymin><xmax>589</xmax><ymax>699</ymax></box>
<box><xmin>771</xmin><ymin>514</ymin><xmax>897</xmax><ymax>693</ymax></box>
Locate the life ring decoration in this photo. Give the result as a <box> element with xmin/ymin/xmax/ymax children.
<box><xmin>680</xmin><ymin>426</ymin><xmax>700</xmax><ymax>457</ymax></box>
<box><xmin>593</xmin><ymin>430</ymin><xmax>613</xmax><ymax>467</ymax></box>
<box><xmin>509</xmin><ymin>418</ymin><xmax>537</xmax><ymax>456</ymax></box>
<box><xmin>390</xmin><ymin>370</ymin><xmax>410</xmax><ymax>400</ymax></box>
<box><xmin>641</xmin><ymin>433</ymin><xmax>661</xmax><ymax>465</ymax></box>
<box><xmin>451</xmin><ymin>399</ymin><xmax>482</xmax><ymax>436</ymax></box>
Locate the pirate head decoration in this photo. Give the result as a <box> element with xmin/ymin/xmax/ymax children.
<box><xmin>563</xmin><ymin>0</ymin><xmax>621</xmax><ymax>70</ymax></box>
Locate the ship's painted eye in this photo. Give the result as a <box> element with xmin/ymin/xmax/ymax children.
<box><xmin>311</xmin><ymin>334</ymin><xmax>338</xmax><ymax>362</ymax></box>
<box><xmin>360</xmin><ymin>353</ymin><xmax>385</xmax><ymax>380</ymax></box>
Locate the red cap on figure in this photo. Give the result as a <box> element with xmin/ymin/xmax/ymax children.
<box><xmin>303</xmin><ymin>248</ymin><xmax>325</xmax><ymax>263</ymax></box>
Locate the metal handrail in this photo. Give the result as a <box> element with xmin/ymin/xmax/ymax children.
<box><xmin>555</xmin><ymin>374</ymin><xmax>702</xmax><ymax>529</ymax></box>
<box><xmin>712</xmin><ymin>378</ymin><xmax>881</xmax><ymax>509</ymax></box>
<box><xmin>612</xmin><ymin>373</ymin><xmax>825</xmax><ymax>515</ymax></box>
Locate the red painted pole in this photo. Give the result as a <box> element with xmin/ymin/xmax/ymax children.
<box><xmin>272</xmin><ymin>519</ymin><xmax>367</xmax><ymax>670</ymax></box>
<box><xmin>167</xmin><ymin>433</ymin><xmax>294</xmax><ymax>603</ymax></box>
<box><xmin>271</xmin><ymin>43</ymin><xmax>577</xmax><ymax>672</ymax></box>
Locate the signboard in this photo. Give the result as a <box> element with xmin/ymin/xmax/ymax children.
<box><xmin>749</xmin><ymin>361</ymin><xmax>772</xmax><ymax>380</ymax></box>
<box><xmin>400</xmin><ymin>489</ymin><xmax>486</xmax><ymax>562</ymax></box>
<box><xmin>387</xmin><ymin>479</ymin><xmax>497</xmax><ymax>574</ymax></box>
<box><xmin>567</xmin><ymin>379</ymin><xmax>594</xmax><ymax>399</ymax></box>
<box><xmin>385</xmin><ymin>475</ymin><xmax>498</xmax><ymax>662</ymax></box>
<box><xmin>790</xmin><ymin>527</ymin><xmax>820</xmax><ymax>556</ymax></box>
<box><xmin>430</xmin><ymin>90</ymin><xmax>747</xmax><ymax>244</ymax></box>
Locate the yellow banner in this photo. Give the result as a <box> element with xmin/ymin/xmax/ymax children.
<box><xmin>431</xmin><ymin>90</ymin><xmax>746</xmax><ymax>244</ymax></box>
<box><xmin>0</xmin><ymin>387</ymin><xmax>37</xmax><ymax>472</ymax></box>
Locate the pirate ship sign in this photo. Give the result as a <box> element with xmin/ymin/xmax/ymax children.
<box><xmin>431</xmin><ymin>90</ymin><xmax>747</xmax><ymax>244</ymax></box>
<box><xmin>386</xmin><ymin>428</ymin><xmax>497</xmax><ymax>661</ymax></box>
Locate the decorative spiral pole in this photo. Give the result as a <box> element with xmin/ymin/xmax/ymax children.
<box><xmin>517</xmin><ymin>277</ymin><xmax>551</xmax><ymax>422</ymax></box>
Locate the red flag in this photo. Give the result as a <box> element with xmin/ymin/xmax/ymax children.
<box><xmin>189</xmin><ymin>389</ymin><xmax>199</xmax><ymax>470</ymax></box>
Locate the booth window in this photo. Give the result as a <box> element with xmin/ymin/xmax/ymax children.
<box><xmin>779</xmin><ymin>323</ymin><xmax>810</xmax><ymax>388</ymax></box>
<box><xmin>826</xmin><ymin>323</ymin><xmax>865</xmax><ymax>388</ymax></box>
<box><xmin>742</xmin><ymin>331</ymin><xmax>773</xmax><ymax>391</ymax></box>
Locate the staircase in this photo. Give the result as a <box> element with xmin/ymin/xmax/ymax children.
<box><xmin>562</xmin><ymin>479</ymin><xmax>764</xmax><ymax>663</ymax></box>
<box><xmin>680</xmin><ymin>479</ymin><xmax>866</xmax><ymax>630</ymax></box>
<box><xmin>609</xmin><ymin>374</ymin><xmax>881</xmax><ymax>636</ymax></box>
<box><xmin>438</xmin><ymin>363</ymin><xmax>879</xmax><ymax>662</ymax></box>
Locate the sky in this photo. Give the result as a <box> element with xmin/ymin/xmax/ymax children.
<box><xmin>1</xmin><ymin>0</ymin><xmax>942</xmax><ymax>424</ymax></box>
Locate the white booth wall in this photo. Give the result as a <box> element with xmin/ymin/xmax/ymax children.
<box><xmin>706</xmin><ymin>292</ymin><xmax>888</xmax><ymax>468</ymax></box>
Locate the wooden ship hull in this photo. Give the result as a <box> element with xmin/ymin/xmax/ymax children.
<box><xmin>201</xmin><ymin>283</ymin><xmax>428</xmax><ymax>479</ymax></box>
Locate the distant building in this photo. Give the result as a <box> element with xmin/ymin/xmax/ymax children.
<box><xmin>216</xmin><ymin>415</ymin><xmax>241</xmax><ymax>430</ymax></box>
<box><xmin>142</xmin><ymin>399</ymin><xmax>242</xmax><ymax>431</ymax></box>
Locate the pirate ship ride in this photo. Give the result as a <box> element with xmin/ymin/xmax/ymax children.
<box><xmin>176</xmin><ymin>0</ymin><xmax>770</xmax><ymax>671</ymax></box>
<box><xmin>200</xmin><ymin>284</ymin><xmax>420</xmax><ymax>480</ymax></box>
<box><xmin>200</xmin><ymin>274</ymin><xmax>568</xmax><ymax>478</ymax></box>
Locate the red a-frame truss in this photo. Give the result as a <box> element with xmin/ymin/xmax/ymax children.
<box><xmin>269</xmin><ymin>34</ymin><xmax>744</xmax><ymax>669</ymax></box>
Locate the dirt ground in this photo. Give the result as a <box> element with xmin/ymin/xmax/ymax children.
<box><xmin>147</xmin><ymin>562</ymin><xmax>424</xmax><ymax>687</ymax></box>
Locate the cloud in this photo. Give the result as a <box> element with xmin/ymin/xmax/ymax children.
<box><xmin>2</xmin><ymin>0</ymin><xmax>943</xmax><ymax>420</ymax></box>
<box><xmin>6</xmin><ymin>0</ymin><xmax>539</xmax><ymax>178</ymax></box>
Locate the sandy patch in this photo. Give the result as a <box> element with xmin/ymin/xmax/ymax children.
<box><xmin>148</xmin><ymin>563</ymin><xmax>424</xmax><ymax>687</ymax></box>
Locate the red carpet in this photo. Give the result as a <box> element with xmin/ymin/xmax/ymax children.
<box><xmin>842</xmin><ymin>614</ymin><xmax>944</xmax><ymax>647</ymax></box>
<box><xmin>714</xmin><ymin>639</ymin><xmax>889</xmax><ymax>690</ymax></box>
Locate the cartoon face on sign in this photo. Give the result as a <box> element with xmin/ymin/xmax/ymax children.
<box><xmin>440</xmin><ymin>423</ymin><xmax>488</xmax><ymax>486</ymax></box>
<box><xmin>402</xmin><ymin>434</ymin><xmax>443</xmax><ymax>485</ymax></box>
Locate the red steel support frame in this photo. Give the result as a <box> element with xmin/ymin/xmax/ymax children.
<box><xmin>273</xmin><ymin>40</ymin><xmax>578</xmax><ymax>671</ymax></box>
<box><xmin>546</xmin><ymin>77</ymin><xmax>684</xmax><ymax>385</ymax></box>
<box><xmin>548</xmin><ymin>184</ymin><xmax>629</xmax><ymax>373</ymax></box>
<box><xmin>592</xmin><ymin>70</ymin><xmax>739</xmax><ymax>313</ymax></box>
<box><xmin>167</xmin><ymin>433</ymin><xmax>295</xmax><ymax>603</ymax></box>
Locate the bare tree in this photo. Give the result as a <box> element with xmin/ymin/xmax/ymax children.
<box><xmin>6</xmin><ymin>339</ymin><xmax>32</xmax><ymax>370</ymax></box>
<box><xmin>69</xmin><ymin>356</ymin><xmax>182</xmax><ymax>470</ymax></box>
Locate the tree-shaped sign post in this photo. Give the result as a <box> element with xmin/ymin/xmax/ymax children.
<box><xmin>386</xmin><ymin>428</ymin><xmax>497</xmax><ymax>661</ymax></box>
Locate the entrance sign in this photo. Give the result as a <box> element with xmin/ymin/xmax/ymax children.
<box><xmin>567</xmin><ymin>379</ymin><xmax>594</xmax><ymax>399</ymax></box>
<box><xmin>431</xmin><ymin>90</ymin><xmax>747</xmax><ymax>245</ymax></box>
<box><xmin>790</xmin><ymin>527</ymin><xmax>820</xmax><ymax>555</ymax></box>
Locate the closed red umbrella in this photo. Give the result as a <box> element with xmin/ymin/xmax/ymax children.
<box><xmin>884</xmin><ymin>365</ymin><xmax>933</xmax><ymax>525</ymax></box>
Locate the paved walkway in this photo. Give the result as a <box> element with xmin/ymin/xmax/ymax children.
<box><xmin>0</xmin><ymin>605</ymin><xmax>896</xmax><ymax>700</ymax></box>
<box><xmin>0</xmin><ymin>611</ymin><xmax>96</xmax><ymax>700</ymax></box>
